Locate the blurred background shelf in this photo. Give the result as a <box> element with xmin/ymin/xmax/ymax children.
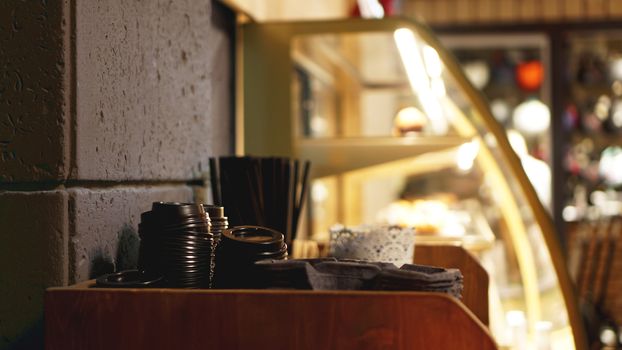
<box><xmin>299</xmin><ymin>135</ymin><xmax>469</xmax><ymax>177</ymax></box>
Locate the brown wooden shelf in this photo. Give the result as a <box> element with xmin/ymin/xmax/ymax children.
<box><xmin>46</xmin><ymin>283</ymin><xmax>497</xmax><ymax>350</ymax></box>
<box><xmin>414</xmin><ymin>244</ymin><xmax>490</xmax><ymax>326</ymax></box>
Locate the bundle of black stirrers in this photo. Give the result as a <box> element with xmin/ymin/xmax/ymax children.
<box><xmin>209</xmin><ymin>156</ymin><xmax>311</xmax><ymax>250</ymax></box>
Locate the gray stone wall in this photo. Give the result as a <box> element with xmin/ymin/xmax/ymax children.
<box><xmin>0</xmin><ymin>1</ymin><xmax>70</xmax><ymax>181</ymax></box>
<box><xmin>0</xmin><ymin>1</ymin><xmax>233</xmax><ymax>348</ymax></box>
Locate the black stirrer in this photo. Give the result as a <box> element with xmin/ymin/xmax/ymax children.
<box><xmin>275</xmin><ymin>158</ymin><xmax>284</xmax><ymax>235</ymax></box>
<box><xmin>272</xmin><ymin>157</ymin><xmax>280</xmax><ymax>232</ymax></box>
<box><xmin>283</xmin><ymin>158</ymin><xmax>293</xmax><ymax>247</ymax></box>
<box><xmin>218</xmin><ymin>158</ymin><xmax>236</xmax><ymax>225</ymax></box>
<box><xmin>240</xmin><ymin>156</ymin><xmax>258</xmax><ymax>226</ymax></box>
<box><xmin>252</xmin><ymin>158</ymin><xmax>265</xmax><ymax>221</ymax></box>
<box><xmin>209</xmin><ymin>157</ymin><xmax>221</xmax><ymax>206</ymax></box>
<box><xmin>245</xmin><ymin>158</ymin><xmax>264</xmax><ymax>226</ymax></box>
<box><xmin>222</xmin><ymin>157</ymin><xmax>249</xmax><ymax>226</ymax></box>
<box><xmin>260</xmin><ymin>158</ymin><xmax>271</xmax><ymax>230</ymax></box>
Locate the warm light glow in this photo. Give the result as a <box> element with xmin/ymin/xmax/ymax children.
<box><xmin>394</xmin><ymin>28</ymin><xmax>448</xmax><ymax>134</ymax></box>
<box><xmin>394</xmin><ymin>28</ymin><xmax>429</xmax><ymax>95</ymax></box>
<box><xmin>612</xmin><ymin>100</ymin><xmax>622</xmax><ymax>127</ymax></box>
<box><xmin>601</xmin><ymin>328</ymin><xmax>617</xmax><ymax>347</ymax></box>
<box><xmin>431</xmin><ymin>78</ymin><xmax>446</xmax><ymax>97</ymax></box>
<box><xmin>599</xmin><ymin>146</ymin><xmax>622</xmax><ymax>186</ymax></box>
<box><xmin>506</xmin><ymin>310</ymin><xmax>527</xmax><ymax>327</ymax></box>
<box><xmin>311</xmin><ymin>181</ymin><xmax>328</xmax><ymax>202</ymax></box>
<box><xmin>610</xmin><ymin>56</ymin><xmax>622</xmax><ymax>81</ymax></box>
<box><xmin>562</xmin><ymin>205</ymin><xmax>579</xmax><ymax>222</ymax></box>
<box><xmin>462</xmin><ymin>60</ymin><xmax>490</xmax><ymax>90</ymax></box>
<box><xmin>310</xmin><ymin>115</ymin><xmax>328</xmax><ymax>136</ymax></box>
<box><xmin>506</xmin><ymin>310</ymin><xmax>528</xmax><ymax>350</ymax></box>
<box><xmin>420</xmin><ymin>91</ymin><xmax>446</xmax><ymax>134</ymax></box>
<box><xmin>588</xmin><ymin>190</ymin><xmax>620</xmax><ymax>217</ymax></box>
<box><xmin>376</xmin><ymin>199</ymin><xmax>462</xmax><ymax>236</ymax></box>
<box><xmin>357</xmin><ymin>0</ymin><xmax>385</xmax><ymax>18</ymax></box>
<box><xmin>512</xmin><ymin>99</ymin><xmax>550</xmax><ymax>135</ymax></box>
<box><xmin>423</xmin><ymin>45</ymin><xmax>443</xmax><ymax>78</ymax></box>
<box><xmin>516</xmin><ymin>60</ymin><xmax>544</xmax><ymax>91</ymax></box>
<box><xmin>594</xmin><ymin>95</ymin><xmax>611</xmax><ymax>121</ymax></box>
<box><xmin>534</xmin><ymin>321</ymin><xmax>553</xmax><ymax>350</ymax></box>
<box><xmin>507</xmin><ymin>129</ymin><xmax>528</xmax><ymax>157</ymax></box>
<box><xmin>507</xmin><ymin>129</ymin><xmax>552</xmax><ymax>208</ymax></box>
<box><xmin>490</xmin><ymin>99</ymin><xmax>511</xmax><ymax>123</ymax></box>
<box><xmin>456</xmin><ymin>140</ymin><xmax>480</xmax><ymax>171</ymax></box>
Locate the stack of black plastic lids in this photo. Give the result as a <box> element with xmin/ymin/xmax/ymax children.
<box><xmin>201</xmin><ymin>205</ymin><xmax>227</xmax><ymax>242</ymax></box>
<box><xmin>214</xmin><ymin>226</ymin><xmax>288</xmax><ymax>288</ymax></box>
<box><xmin>137</xmin><ymin>202</ymin><xmax>215</xmax><ymax>288</ymax></box>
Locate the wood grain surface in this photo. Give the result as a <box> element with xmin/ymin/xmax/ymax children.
<box><xmin>46</xmin><ymin>287</ymin><xmax>497</xmax><ymax>350</ymax></box>
<box><xmin>414</xmin><ymin>244</ymin><xmax>490</xmax><ymax>325</ymax></box>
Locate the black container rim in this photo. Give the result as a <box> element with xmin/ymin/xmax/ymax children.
<box><xmin>149</xmin><ymin>202</ymin><xmax>207</xmax><ymax>222</ymax></box>
<box><xmin>222</xmin><ymin>226</ymin><xmax>284</xmax><ymax>248</ymax></box>
<box><xmin>152</xmin><ymin>202</ymin><xmax>205</xmax><ymax>212</ymax></box>
<box><xmin>200</xmin><ymin>204</ymin><xmax>225</xmax><ymax>218</ymax></box>
<box><xmin>217</xmin><ymin>241</ymin><xmax>287</xmax><ymax>256</ymax></box>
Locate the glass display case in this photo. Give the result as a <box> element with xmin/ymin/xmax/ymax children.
<box><xmin>238</xmin><ymin>18</ymin><xmax>584</xmax><ymax>349</ymax></box>
<box><xmin>441</xmin><ymin>34</ymin><xmax>553</xmax><ymax>212</ymax></box>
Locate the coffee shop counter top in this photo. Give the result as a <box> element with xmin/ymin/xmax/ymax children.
<box><xmin>45</xmin><ymin>282</ymin><xmax>497</xmax><ymax>350</ymax></box>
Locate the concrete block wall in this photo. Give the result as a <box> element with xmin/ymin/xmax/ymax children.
<box><xmin>74</xmin><ymin>0</ymin><xmax>232</xmax><ymax>180</ymax></box>
<box><xmin>0</xmin><ymin>1</ymin><xmax>70</xmax><ymax>181</ymax></box>
<box><xmin>0</xmin><ymin>1</ymin><xmax>233</xmax><ymax>348</ymax></box>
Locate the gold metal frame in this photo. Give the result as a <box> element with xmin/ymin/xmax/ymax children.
<box><xmin>236</xmin><ymin>17</ymin><xmax>586</xmax><ymax>349</ymax></box>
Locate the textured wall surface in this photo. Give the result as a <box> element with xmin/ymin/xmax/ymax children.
<box><xmin>0</xmin><ymin>1</ymin><xmax>70</xmax><ymax>182</ymax></box>
<box><xmin>0</xmin><ymin>191</ymin><xmax>68</xmax><ymax>349</ymax></box>
<box><xmin>0</xmin><ymin>0</ymin><xmax>233</xmax><ymax>183</ymax></box>
<box><xmin>68</xmin><ymin>186</ymin><xmax>192</xmax><ymax>283</ymax></box>
<box><xmin>0</xmin><ymin>1</ymin><xmax>234</xmax><ymax>349</ymax></box>
<box><xmin>74</xmin><ymin>0</ymin><xmax>232</xmax><ymax>180</ymax></box>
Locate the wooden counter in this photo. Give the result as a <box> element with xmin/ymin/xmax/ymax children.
<box><xmin>415</xmin><ymin>244</ymin><xmax>490</xmax><ymax>325</ymax></box>
<box><xmin>46</xmin><ymin>282</ymin><xmax>497</xmax><ymax>350</ymax></box>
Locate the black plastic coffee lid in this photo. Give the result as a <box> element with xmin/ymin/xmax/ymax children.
<box><xmin>95</xmin><ymin>270</ymin><xmax>163</xmax><ymax>288</ymax></box>
<box><xmin>151</xmin><ymin>202</ymin><xmax>206</xmax><ymax>220</ymax></box>
<box><xmin>201</xmin><ymin>204</ymin><xmax>224</xmax><ymax>218</ymax></box>
<box><xmin>222</xmin><ymin>226</ymin><xmax>284</xmax><ymax>250</ymax></box>
<box><xmin>141</xmin><ymin>210</ymin><xmax>209</xmax><ymax>228</ymax></box>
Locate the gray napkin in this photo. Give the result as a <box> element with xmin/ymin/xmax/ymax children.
<box><xmin>255</xmin><ymin>258</ymin><xmax>463</xmax><ymax>298</ymax></box>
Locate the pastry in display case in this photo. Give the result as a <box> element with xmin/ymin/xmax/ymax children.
<box><xmin>237</xmin><ymin>17</ymin><xmax>585</xmax><ymax>349</ymax></box>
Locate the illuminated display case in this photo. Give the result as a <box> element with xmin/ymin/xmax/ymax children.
<box><xmin>237</xmin><ymin>18</ymin><xmax>585</xmax><ymax>349</ymax></box>
<box><xmin>441</xmin><ymin>34</ymin><xmax>553</xmax><ymax>212</ymax></box>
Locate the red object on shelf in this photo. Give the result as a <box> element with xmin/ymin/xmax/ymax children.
<box><xmin>516</xmin><ymin>60</ymin><xmax>544</xmax><ymax>91</ymax></box>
